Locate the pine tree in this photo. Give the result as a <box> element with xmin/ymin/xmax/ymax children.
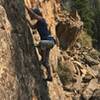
<box><xmin>92</xmin><ymin>0</ymin><xmax>100</xmax><ymax>48</ymax></box>
<box><xmin>72</xmin><ymin>0</ymin><xmax>94</xmax><ymax>35</ymax></box>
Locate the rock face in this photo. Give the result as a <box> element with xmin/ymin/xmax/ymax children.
<box><xmin>0</xmin><ymin>1</ymin><xmax>41</xmax><ymax>99</ymax></box>
<box><xmin>0</xmin><ymin>0</ymin><xmax>83</xmax><ymax>100</ymax></box>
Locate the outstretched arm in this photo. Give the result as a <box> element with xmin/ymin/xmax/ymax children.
<box><xmin>25</xmin><ymin>5</ymin><xmax>43</xmax><ymax>21</ymax></box>
<box><xmin>26</xmin><ymin>18</ymin><xmax>38</xmax><ymax>29</ymax></box>
<box><xmin>26</xmin><ymin>18</ymin><xmax>33</xmax><ymax>29</ymax></box>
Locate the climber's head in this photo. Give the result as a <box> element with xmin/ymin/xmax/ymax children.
<box><xmin>30</xmin><ymin>7</ymin><xmax>42</xmax><ymax>19</ymax></box>
<box><xmin>32</xmin><ymin>8</ymin><xmax>42</xmax><ymax>16</ymax></box>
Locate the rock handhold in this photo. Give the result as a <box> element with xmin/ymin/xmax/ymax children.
<box><xmin>84</xmin><ymin>55</ymin><xmax>99</xmax><ymax>66</ymax></box>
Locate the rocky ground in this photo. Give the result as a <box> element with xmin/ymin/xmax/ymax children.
<box><xmin>58</xmin><ymin>42</ymin><xmax>100</xmax><ymax>100</ymax></box>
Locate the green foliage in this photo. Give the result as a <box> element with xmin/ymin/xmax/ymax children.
<box><xmin>61</xmin><ymin>0</ymin><xmax>72</xmax><ymax>11</ymax></box>
<box><xmin>72</xmin><ymin>0</ymin><xmax>95</xmax><ymax>35</ymax></box>
<box><xmin>91</xmin><ymin>0</ymin><xmax>100</xmax><ymax>48</ymax></box>
<box><xmin>79</xmin><ymin>31</ymin><xmax>92</xmax><ymax>47</ymax></box>
<box><xmin>94</xmin><ymin>10</ymin><xmax>100</xmax><ymax>37</ymax></box>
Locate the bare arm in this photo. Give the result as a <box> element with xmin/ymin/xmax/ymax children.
<box><xmin>25</xmin><ymin>5</ymin><xmax>43</xmax><ymax>21</ymax></box>
<box><xmin>26</xmin><ymin>18</ymin><xmax>33</xmax><ymax>29</ymax></box>
<box><xmin>26</xmin><ymin>18</ymin><xmax>38</xmax><ymax>29</ymax></box>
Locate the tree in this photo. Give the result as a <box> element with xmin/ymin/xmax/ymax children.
<box><xmin>72</xmin><ymin>0</ymin><xmax>94</xmax><ymax>35</ymax></box>
<box><xmin>91</xmin><ymin>0</ymin><xmax>100</xmax><ymax>49</ymax></box>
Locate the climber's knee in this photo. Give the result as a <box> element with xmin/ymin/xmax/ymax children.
<box><xmin>39</xmin><ymin>40</ymin><xmax>55</xmax><ymax>50</ymax></box>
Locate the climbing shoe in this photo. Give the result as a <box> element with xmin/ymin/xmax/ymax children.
<box><xmin>32</xmin><ymin>43</ymin><xmax>39</xmax><ymax>47</ymax></box>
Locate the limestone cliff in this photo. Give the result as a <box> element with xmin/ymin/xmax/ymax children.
<box><xmin>0</xmin><ymin>0</ymin><xmax>83</xmax><ymax>100</ymax></box>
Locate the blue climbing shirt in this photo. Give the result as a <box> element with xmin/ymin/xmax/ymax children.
<box><xmin>37</xmin><ymin>18</ymin><xmax>50</xmax><ymax>40</ymax></box>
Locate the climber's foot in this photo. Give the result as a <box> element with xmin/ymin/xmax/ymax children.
<box><xmin>32</xmin><ymin>43</ymin><xmax>39</xmax><ymax>48</ymax></box>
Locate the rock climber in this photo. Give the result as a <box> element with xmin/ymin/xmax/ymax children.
<box><xmin>25</xmin><ymin>5</ymin><xmax>55</xmax><ymax>81</ymax></box>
